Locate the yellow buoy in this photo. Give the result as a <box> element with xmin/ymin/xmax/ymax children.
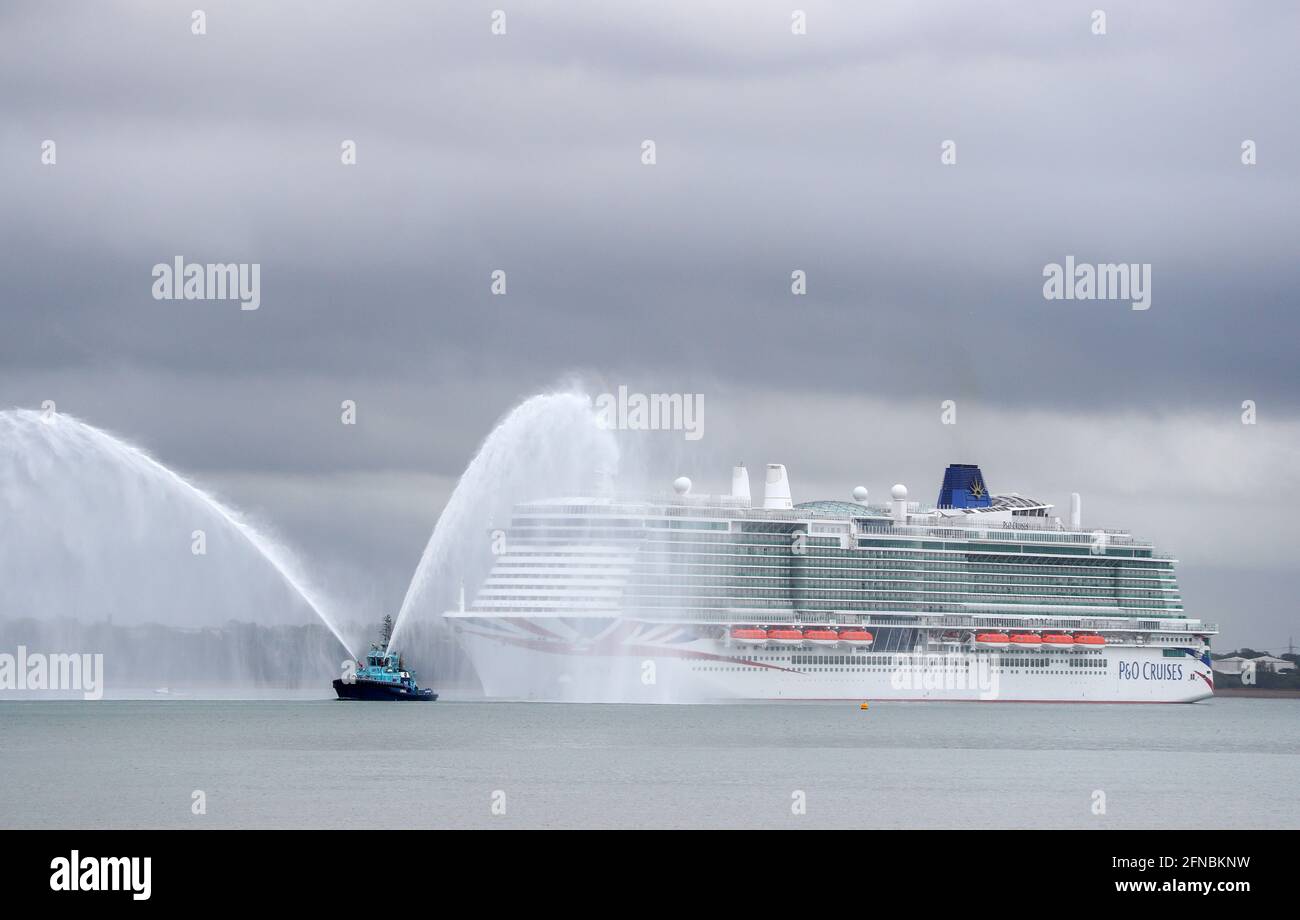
<box><xmin>859</xmin><ymin>701</ymin><xmax>870</xmax><ymax>710</ymax></box>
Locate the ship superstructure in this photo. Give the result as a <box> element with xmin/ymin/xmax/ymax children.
<box><xmin>446</xmin><ymin>463</ymin><xmax>1215</xmax><ymax>702</ymax></box>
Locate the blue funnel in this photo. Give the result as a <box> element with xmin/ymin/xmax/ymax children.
<box><xmin>937</xmin><ymin>463</ymin><xmax>991</xmax><ymax>509</ymax></box>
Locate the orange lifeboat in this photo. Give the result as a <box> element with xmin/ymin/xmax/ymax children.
<box><xmin>803</xmin><ymin>629</ymin><xmax>839</xmax><ymax>647</ymax></box>
<box><xmin>768</xmin><ymin>628</ymin><xmax>805</xmax><ymax>646</ymax></box>
<box><xmin>974</xmin><ymin>632</ymin><xmax>1011</xmax><ymax>648</ymax></box>
<box><xmin>1074</xmin><ymin>633</ymin><xmax>1106</xmax><ymax>647</ymax></box>
<box><xmin>1010</xmin><ymin>632</ymin><xmax>1042</xmax><ymax>649</ymax></box>
<box><xmin>1042</xmin><ymin>633</ymin><xmax>1074</xmax><ymax>647</ymax></box>
<box><xmin>838</xmin><ymin>629</ymin><xmax>875</xmax><ymax>647</ymax></box>
<box><xmin>730</xmin><ymin>627</ymin><xmax>768</xmax><ymax>646</ymax></box>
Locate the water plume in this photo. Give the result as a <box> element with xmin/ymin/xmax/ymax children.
<box><xmin>389</xmin><ymin>390</ymin><xmax>619</xmax><ymax>651</ymax></box>
<box><xmin>0</xmin><ymin>409</ymin><xmax>355</xmax><ymax>664</ymax></box>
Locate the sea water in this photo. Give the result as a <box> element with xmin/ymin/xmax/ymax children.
<box><xmin>1</xmin><ymin>697</ymin><xmax>1295</xmax><ymax>829</ymax></box>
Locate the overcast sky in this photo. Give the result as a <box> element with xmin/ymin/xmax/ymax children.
<box><xmin>2</xmin><ymin>1</ymin><xmax>1297</xmax><ymax>650</ymax></box>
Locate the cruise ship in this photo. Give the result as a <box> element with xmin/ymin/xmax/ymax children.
<box><xmin>446</xmin><ymin>463</ymin><xmax>1216</xmax><ymax>703</ymax></box>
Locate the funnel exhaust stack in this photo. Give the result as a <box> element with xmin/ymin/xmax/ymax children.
<box><xmin>731</xmin><ymin>463</ymin><xmax>751</xmax><ymax>505</ymax></box>
<box><xmin>1070</xmin><ymin>492</ymin><xmax>1082</xmax><ymax>530</ymax></box>
<box><xmin>763</xmin><ymin>463</ymin><xmax>792</xmax><ymax>510</ymax></box>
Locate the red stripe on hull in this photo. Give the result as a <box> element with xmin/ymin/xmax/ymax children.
<box><xmin>748</xmin><ymin>697</ymin><xmax>1213</xmax><ymax>704</ymax></box>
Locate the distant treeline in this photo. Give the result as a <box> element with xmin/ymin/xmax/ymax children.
<box><xmin>0</xmin><ymin>617</ymin><xmax>481</xmax><ymax>691</ymax></box>
<box><xmin>1211</xmin><ymin>648</ymin><xmax>1300</xmax><ymax>690</ymax></box>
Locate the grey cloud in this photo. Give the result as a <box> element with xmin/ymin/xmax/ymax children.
<box><xmin>2</xmin><ymin>0</ymin><xmax>1297</xmax><ymax>652</ymax></box>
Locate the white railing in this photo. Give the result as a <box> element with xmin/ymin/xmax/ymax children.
<box><xmin>864</xmin><ymin>522</ymin><xmax>1151</xmax><ymax>548</ymax></box>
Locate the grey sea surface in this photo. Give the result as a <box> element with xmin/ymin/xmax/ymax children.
<box><xmin>1</xmin><ymin>697</ymin><xmax>1295</xmax><ymax>829</ymax></box>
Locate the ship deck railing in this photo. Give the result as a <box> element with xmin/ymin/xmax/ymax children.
<box><xmin>511</xmin><ymin>500</ymin><xmax>1165</xmax><ymax>550</ymax></box>
<box><xmin>626</xmin><ymin>609</ymin><xmax>1217</xmax><ymax>633</ymax></box>
<box><xmin>860</xmin><ymin>522</ymin><xmax>1152</xmax><ymax>548</ymax></box>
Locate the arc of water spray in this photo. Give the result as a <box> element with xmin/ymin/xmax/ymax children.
<box><xmin>387</xmin><ymin>390</ymin><xmax>618</xmax><ymax>652</ymax></box>
<box><xmin>109</xmin><ymin>425</ymin><xmax>357</xmax><ymax>660</ymax></box>
<box><xmin>8</xmin><ymin>411</ymin><xmax>357</xmax><ymax>661</ymax></box>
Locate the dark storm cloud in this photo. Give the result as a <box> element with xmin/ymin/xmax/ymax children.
<box><xmin>3</xmin><ymin>0</ymin><xmax>1298</xmax><ymax>411</ymax></box>
<box><xmin>2</xmin><ymin>1</ymin><xmax>1297</xmax><ymax>645</ymax></box>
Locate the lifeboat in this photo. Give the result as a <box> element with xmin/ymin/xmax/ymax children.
<box><xmin>803</xmin><ymin>629</ymin><xmax>839</xmax><ymax>647</ymax></box>
<box><xmin>730</xmin><ymin>627</ymin><xmax>768</xmax><ymax>646</ymax></box>
<box><xmin>838</xmin><ymin>629</ymin><xmax>875</xmax><ymax>647</ymax></box>
<box><xmin>1010</xmin><ymin>632</ymin><xmax>1042</xmax><ymax>649</ymax></box>
<box><xmin>1074</xmin><ymin>633</ymin><xmax>1106</xmax><ymax>647</ymax></box>
<box><xmin>767</xmin><ymin>628</ymin><xmax>805</xmax><ymax>646</ymax></box>
<box><xmin>1042</xmin><ymin>633</ymin><xmax>1074</xmax><ymax>647</ymax></box>
<box><xmin>974</xmin><ymin>632</ymin><xmax>1011</xmax><ymax>648</ymax></box>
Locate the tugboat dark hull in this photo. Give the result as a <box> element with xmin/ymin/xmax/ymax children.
<box><xmin>332</xmin><ymin>679</ymin><xmax>437</xmax><ymax>701</ymax></box>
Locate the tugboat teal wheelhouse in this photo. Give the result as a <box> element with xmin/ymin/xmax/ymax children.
<box><xmin>333</xmin><ymin>646</ymin><xmax>437</xmax><ymax>701</ymax></box>
<box><xmin>333</xmin><ymin>618</ymin><xmax>437</xmax><ymax>700</ymax></box>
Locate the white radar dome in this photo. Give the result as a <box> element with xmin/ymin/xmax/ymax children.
<box><xmin>891</xmin><ymin>483</ymin><xmax>908</xmax><ymax>501</ymax></box>
<box><xmin>673</xmin><ymin>476</ymin><xmax>692</xmax><ymax>495</ymax></box>
<box><xmin>852</xmin><ymin>486</ymin><xmax>869</xmax><ymax>502</ymax></box>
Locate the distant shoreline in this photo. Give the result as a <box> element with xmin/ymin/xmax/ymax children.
<box><xmin>1214</xmin><ymin>688</ymin><xmax>1300</xmax><ymax>699</ymax></box>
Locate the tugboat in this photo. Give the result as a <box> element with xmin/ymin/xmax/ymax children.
<box><xmin>332</xmin><ymin>616</ymin><xmax>437</xmax><ymax>701</ymax></box>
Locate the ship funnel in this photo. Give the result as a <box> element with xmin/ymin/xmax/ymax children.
<box><xmin>731</xmin><ymin>463</ymin><xmax>751</xmax><ymax>505</ymax></box>
<box><xmin>1070</xmin><ymin>492</ymin><xmax>1082</xmax><ymax>530</ymax></box>
<box><xmin>763</xmin><ymin>463</ymin><xmax>792</xmax><ymax>510</ymax></box>
<box><xmin>937</xmin><ymin>463</ymin><xmax>991</xmax><ymax>509</ymax></box>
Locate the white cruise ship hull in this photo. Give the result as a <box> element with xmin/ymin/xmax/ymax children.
<box><xmin>448</xmin><ymin>461</ymin><xmax>1218</xmax><ymax>705</ymax></box>
<box><xmin>454</xmin><ymin>619</ymin><xmax>1215</xmax><ymax>704</ymax></box>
